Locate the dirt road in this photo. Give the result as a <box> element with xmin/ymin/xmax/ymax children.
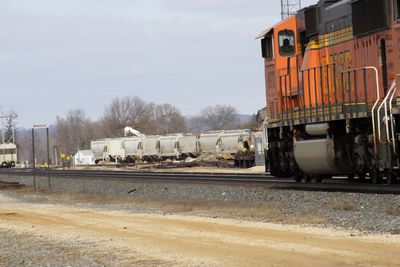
<box><xmin>1</xmin><ymin>193</ymin><xmax>400</xmax><ymax>266</ymax></box>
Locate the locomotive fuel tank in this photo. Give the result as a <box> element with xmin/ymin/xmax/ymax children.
<box><xmin>293</xmin><ymin>137</ymin><xmax>341</xmax><ymax>175</ymax></box>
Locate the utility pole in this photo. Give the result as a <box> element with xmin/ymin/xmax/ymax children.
<box><xmin>0</xmin><ymin>107</ymin><xmax>3</xmax><ymax>144</ymax></box>
<box><xmin>0</xmin><ymin>112</ymin><xmax>17</xmax><ymax>144</ymax></box>
<box><xmin>281</xmin><ymin>0</ymin><xmax>302</xmax><ymax>19</ymax></box>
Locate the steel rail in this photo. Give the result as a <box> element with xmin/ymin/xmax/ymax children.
<box><xmin>2</xmin><ymin>169</ymin><xmax>400</xmax><ymax>194</ymax></box>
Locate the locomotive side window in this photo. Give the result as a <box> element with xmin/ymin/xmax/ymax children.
<box><xmin>278</xmin><ymin>30</ymin><xmax>295</xmax><ymax>56</ymax></box>
<box><xmin>261</xmin><ymin>35</ymin><xmax>274</xmax><ymax>60</ymax></box>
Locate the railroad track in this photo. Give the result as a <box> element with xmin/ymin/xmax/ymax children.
<box><xmin>2</xmin><ymin>168</ymin><xmax>400</xmax><ymax>194</ymax></box>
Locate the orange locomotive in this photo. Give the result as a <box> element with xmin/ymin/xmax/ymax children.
<box><xmin>258</xmin><ymin>0</ymin><xmax>400</xmax><ymax>184</ymax></box>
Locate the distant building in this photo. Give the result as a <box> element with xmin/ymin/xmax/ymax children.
<box><xmin>73</xmin><ymin>150</ymin><xmax>94</xmax><ymax>166</ymax></box>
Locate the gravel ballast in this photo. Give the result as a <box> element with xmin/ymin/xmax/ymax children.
<box><xmin>1</xmin><ymin>173</ymin><xmax>400</xmax><ymax>233</ymax></box>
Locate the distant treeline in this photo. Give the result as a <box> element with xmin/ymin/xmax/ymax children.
<box><xmin>13</xmin><ymin>96</ymin><xmax>257</xmax><ymax>164</ymax></box>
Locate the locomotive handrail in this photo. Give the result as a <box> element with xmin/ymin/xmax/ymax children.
<box><xmin>343</xmin><ymin>67</ymin><xmax>380</xmax><ymax>154</ymax></box>
<box><xmin>388</xmin><ymin>75</ymin><xmax>400</xmax><ymax>155</ymax></box>
<box><xmin>302</xmin><ymin>62</ymin><xmax>341</xmax><ymax>121</ymax></box>
<box><xmin>376</xmin><ymin>80</ymin><xmax>396</xmax><ymax>144</ymax></box>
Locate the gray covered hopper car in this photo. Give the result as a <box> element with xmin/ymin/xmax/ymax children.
<box><xmin>122</xmin><ymin>137</ymin><xmax>142</xmax><ymax>163</ymax></box>
<box><xmin>177</xmin><ymin>134</ymin><xmax>199</xmax><ymax>158</ymax></box>
<box><xmin>218</xmin><ymin>130</ymin><xmax>251</xmax><ymax>154</ymax></box>
<box><xmin>199</xmin><ymin>132</ymin><xmax>222</xmax><ymax>154</ymax></box>
<box><xmin>91</xmin><ymin>140</ymin><xmax>107</xmax><ymax>162</ymax></box>
<box><xmin>0</xmin><ymin>143</ymin><xmax>17</xmax><ymax>168</ymax></box>
<box><xmin>141</xmin><ymin>135</ymin><xmax>160</xmax><ymax>162</ymax></box>
<box><xmin>159</xmin><ymin>134</ymin><xmax>182</xmax><ymax>159</ymax></box>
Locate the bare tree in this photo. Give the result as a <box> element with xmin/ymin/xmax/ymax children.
<box><xmin>198</xmin><ymin>105</ymin><xmax>239</xmax><ymax>131</ymax></box>
<box><xmin>55</xmin><ymin>109</ymin><xmax>92</xmax><ymax>155</ymax></box>
<box><xmin>185</xmin><ymin>115</ymin><xmax>207</xmax><ymax>132</ymax></box>
<box><xmin>154</xmin><ymin>104</ymin><xmax>186</xmax><ymax>135</ymax></box>
<box><xmin>102</xmin><ymin>96</ymin><xmax>156</xmax><ymax>137</ymax></box>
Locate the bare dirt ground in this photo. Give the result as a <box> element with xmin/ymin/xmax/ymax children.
<box><xmin>1</xmin><ymin>190</ymin><xmax>400</xmax><ymax>266</ymax></box>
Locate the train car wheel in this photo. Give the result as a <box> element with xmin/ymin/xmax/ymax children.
<box><xmin>294</xmin><ymin>176</ymin><xmax>302</xmax><ymax>182</ymax></box>
<box><xmin>370</xmin><ymin>170</ymin><xmax>382</xmax><ymax>185</ymax></box>
<box><xmin>293</xmin><ymin>173</ymin><xmax>302</xmax><ymax>182</ymax></box>
<box><xmin>358</xmin><ymin>172</ymin><xmax>366</xmax><ymax>182</ymax></box>
<box><xmin>385</xmin><ymin>171</ymin><xmax>398</xmax><ymax>185</ymax></box>
<box><xmin>314</xmin><ymin>176</ymin><xmax>322</xmax><ymax>183</ymax></box>
<box><xmin>304</xmin><ymin>176</ymin><xmax>312</xmax><ymax>183</ymax></box>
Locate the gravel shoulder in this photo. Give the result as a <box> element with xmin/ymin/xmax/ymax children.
<box><xmin>1</xmin><ymin>189</ymin><xmax>400</xmax><ymax>267</ymax></box>
<box><xmin>1</xmin><ymin>173</ymin><xmax>400</xmax><ymax>233</ymax></box>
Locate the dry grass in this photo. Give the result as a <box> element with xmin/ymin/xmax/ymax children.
<box><xmin>384</xmin><ymin>206</ymin><xmax>400</xmax><ymax>216</ymax></box>
<box><xmin>326</xmin><ymin>200</ymin><xmax>359</xmax><ymax>211</ymax></box>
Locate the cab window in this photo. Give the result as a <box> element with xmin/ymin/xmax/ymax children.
<box><xmin>261</xmin><ymin>34</ymin><xmax>274</xmax><ymax>60</ymax></box>
<box><xmin>278</xmin><ymin>30</ymin><xmax>295</xmax><ymax>56</ymax></box>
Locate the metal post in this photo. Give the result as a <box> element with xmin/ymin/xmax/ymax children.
<box><xmin>54</xmin><ymin>146</ymin><xmax>58</xmax><ymax>166</ymax></box>
<box><xmin>314</xmin><ymin>68</ymin><xmax>319</xmax><ymax>121</ymax></box>
<box><xmin>32</xmin><ymin>128</ymin><xmax>36</xmax><ymax>190</ymax></box>
<box><xmin>354</xmin><ymin>70</ymin><xmax>359</xmax><ymax>117</ymax></box>
<box><xmin>46</xmin><ymin>127</ymin><xmax>51</xmax><ymax>190</ymax></box>
<box><xmin>320</xmin><ymin>66</ymin><xmax>325</xmax><ymax>121</ymax></box>
<box><xmin>334</xmin><ymin>65</ymin><xmax>339</xmax><ymax>116</ymax></box>
<box><xmin>363</xmin><ymin>69</ymin><xmax>368</xmax><ymax>114</ymax></box>
<box><xmin>1</xmin><ymin>107</ymin><xmax>4</xmax><ymax>144</ymax></box>
<box><xmin>326</xmin><ymin>65</ymin><xmax>332</xmax><ymax>120</ymax></box>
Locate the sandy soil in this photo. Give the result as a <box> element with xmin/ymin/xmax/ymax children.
<box><xmin>0</xmin><ymin>193</ymin><xmax>400</xmax><ymax>266</ymax></box>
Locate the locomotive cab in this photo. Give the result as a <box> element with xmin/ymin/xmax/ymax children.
<box><xmin>259</xmin><ymin>16</ymin><xmax>302</xmax><ymax>122</ymax></box>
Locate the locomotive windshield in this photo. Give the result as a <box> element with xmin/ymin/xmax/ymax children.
<box><xmin>278</xmin><ymin>30</ymin><xmax>295</xmax><ymax>56</ymax></box>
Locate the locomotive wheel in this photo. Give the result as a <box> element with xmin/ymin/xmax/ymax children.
<box><xmin>304</xmin><ymin>176</ymin><xmax>312</xmax><ymax>183</ymax></box>
<box><xmin>314</xmin><ymin>176</ymin><xmax>322</xmax><ymax>183</ymax></box>
<box><xmin>370</xmin><ymin>170</ymin><xmax>382</xmax><ymax>185</ymax></box>
<box><xmin>293</xmin><ymin>172</ymin><xmax>302</xmax><ymax>182</ymax></box>
<box><xmin>385</xmin><ymin>171</ymin><xmax>398</xmax><ymax>185</ymax></box>
<box><xmin>294</xmin><ymin>175</ymin><xmax>302</xmax><ymax>183</ymax></box>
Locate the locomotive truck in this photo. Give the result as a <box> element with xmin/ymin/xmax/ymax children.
<box><xmin>258</xmin><ymin>0</ymin><xmax>400</xmax><ymax>184</ymax></box>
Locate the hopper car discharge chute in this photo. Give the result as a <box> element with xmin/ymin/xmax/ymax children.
<box><xmin>258</xmin><ymin>0</ymin><xmax>400</xmax><ymax>184</ymax></box>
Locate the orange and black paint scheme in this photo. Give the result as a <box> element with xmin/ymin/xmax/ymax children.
<box><xmin>258</xmin><ymin>0</ymin><xmax>400</xmax><ymax>184</ymax></box>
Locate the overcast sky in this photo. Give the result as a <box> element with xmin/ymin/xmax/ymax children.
<box><xmin>1</xmin><ymin>0</ymin><xmax>317</xmax><ymax>127</ymax></box>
